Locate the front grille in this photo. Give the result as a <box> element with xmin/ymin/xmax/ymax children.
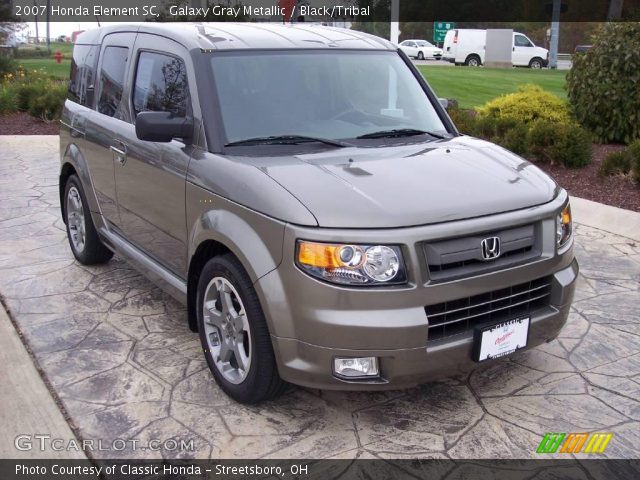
<box><xmin>424</xmin><ymin>223</ymin><xmax>541</xmax><ymax>282</ymax></box>
<box><xmin>425</xmin><ymin>276</ymin><xmax>552</xmax><ymax>341</ymax></box>
<box><xmin>429</xmin><ymin>246</ymin><xmax>534</xmax><ymax>273</ymax></box>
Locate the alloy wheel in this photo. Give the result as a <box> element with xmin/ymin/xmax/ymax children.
<box><xmin>202</xmin><ymin>277</ymin><xmax>252</xmax><ymax>384</ymax></box>
<box><xmin>66</xmin><ymin>186</ymin><xmax>86</xmax><ymax>253</ymax></box>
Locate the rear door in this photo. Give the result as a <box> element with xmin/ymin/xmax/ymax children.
<box><xmin>113</xmin><ymin>33</ymin><xmax>197</xmax><ymax>276</ymax></box>
<box><xmin>84</xmin><ymin>32</ymin><xmax>137</xmax><ymax>226</ymax></box>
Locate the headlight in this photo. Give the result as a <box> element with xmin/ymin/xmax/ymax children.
<box><xmin>556</xmin><ymin>202</ymin><xmax>572</xmax><ymax>248</ymax></box>
<box><xmin>296</xmin><ymin>241</ymin><xmax>407</xmax><ymax>286</ymax></box>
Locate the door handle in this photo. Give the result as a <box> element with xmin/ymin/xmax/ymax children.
<box><xmin>110</xmin><ymin>144</ymin><xmax>127</xmax><ymax>166</ymax></box>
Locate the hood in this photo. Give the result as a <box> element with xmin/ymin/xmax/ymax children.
<box><xmin>242</xmin><ymin>136</ymin><xmax>559</xmax><ymax>228</ymax></box>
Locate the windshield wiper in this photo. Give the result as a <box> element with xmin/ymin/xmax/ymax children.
<box><xmin>357</xmin><ymin>128</ymin><xmax>447</xmax><ymax>140</ymax></box>
<box><xmin>225</xmin><ymin>135</ymin><xmax>349</xmax><ymax>148</ymax></box>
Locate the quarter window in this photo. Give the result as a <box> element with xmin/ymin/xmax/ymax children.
<box><xmin>68</xmin><ymin>44</ymin><xmax>98</xmax><ymax>107</ymax></box>
<box><xmin>133</xmin><ymin>52</ymin><xmax>189</xmax><ymax>118</ymax></box>
<box><xmin>97</xmin><ymin>46</ymin><xmax>129</xmax><ymax>118</ymax></box>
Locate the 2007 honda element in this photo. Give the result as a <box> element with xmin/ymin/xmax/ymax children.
<box><xmin>60</xmin><ymin>23</ymin><xmax>577</xmax><ymax>403</ymax></box>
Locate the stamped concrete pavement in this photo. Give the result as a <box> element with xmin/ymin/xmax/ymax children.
<box><xmin>0</xmin><ymin>136</ymin><xmax>639</xmax><ymax>460</ymax></box>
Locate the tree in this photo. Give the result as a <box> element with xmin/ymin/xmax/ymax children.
<box><xmin>567</xmin><ymin>22</ymin><xmax>640</xmax><ymax>143</ymax></box>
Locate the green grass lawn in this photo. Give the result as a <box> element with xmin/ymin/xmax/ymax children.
<box><xmin>17</xmin><ymin>58</ymin><xmax>71</xmax><ymax>79</ymax></box>
<box><xmin>418</xmin><ymin>65</ymin><xmax>567</xmax><ymax>109</ymax></box>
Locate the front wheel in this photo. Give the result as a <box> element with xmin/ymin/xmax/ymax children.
<box><xmin>197</xmin><ymin>254</ymin><xmax>287</xmax><ymax>404</ymax></box>
<box><xmin>64</xmin><ymin>175</ymin><xmax>113</xmax><ymax>265</ymax></box>
<box><xmin>529</xmin><ymin>57</ymin><xmax>544</xmax><ymax>69</ymax></box>
<box><xmin>417</xmin><ymin>51</ymin><xmax>425</xmax><ymax>60</ymax></box>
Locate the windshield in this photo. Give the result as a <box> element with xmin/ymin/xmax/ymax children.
<box><xmin>210</xmin><ymin>51</ymin><xmax>447</xmax><ymax>144</ymax></box>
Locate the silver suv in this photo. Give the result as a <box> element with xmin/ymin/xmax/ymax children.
<box><xmin>60</xmin><ymin>23</ymin><xmax>577</xmax><ymax>403</ymax></box>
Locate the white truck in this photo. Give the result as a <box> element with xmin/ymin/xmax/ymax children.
<box><xmin>442</xmin><ymin>29</ymin><xmax>549</xmax><ymax>68</ymax></box>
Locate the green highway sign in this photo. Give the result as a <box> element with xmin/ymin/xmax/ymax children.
<box><xmin>434</xmin><ymin>21</ymin><xmax>455</xmax><ymax>43</ymax></box>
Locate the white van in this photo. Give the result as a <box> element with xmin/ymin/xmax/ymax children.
<box><xmin>442</xmin><ymin>29</ymin><xmax>549</xmax><ymax>68</ymax></box>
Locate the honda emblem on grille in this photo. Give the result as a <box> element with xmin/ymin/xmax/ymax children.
<box><xmin>480</xmin><ymin>237</ymin><xmax>501</xmax><ymax>260</ymax></box>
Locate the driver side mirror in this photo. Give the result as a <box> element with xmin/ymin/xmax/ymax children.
<box><xmin>135</xmin><ymin>111</ymin><xmax>194</xmax><ymax>143</ymax></box>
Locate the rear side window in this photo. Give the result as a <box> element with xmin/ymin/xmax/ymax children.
<box><xmin>133</xmin><ymin>52</ymin><xmax>189</xmax><ymax>118</ymax></box>
<box><xmin>98</xmin><ymin>46</ymin><xmax>129</xmax><ymax>118</ymax></box>
<box><xmin>68</xmin><ymin>44</ymin><xmax>98</xmax><ymax>107</ymax></box>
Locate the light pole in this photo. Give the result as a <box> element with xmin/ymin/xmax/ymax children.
<box><xmin>390</xmin><ymin>0</ymin><xmax>399</xmax><ymax>44</ymax></box>
<box><xmin>549</xmin><ymin>0</ymin><xmax>560</xmax><ymax>69</ymax></box>
<box><xmin>45</xmin><ymin>0</ymin><xmax>50</xmax><ymax>53</ymax></box>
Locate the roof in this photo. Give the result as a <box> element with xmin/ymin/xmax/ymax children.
<box><xmin>77</xmin><ymin>23</ymin><xmax>395</xmax><ymax>51</ymax></box>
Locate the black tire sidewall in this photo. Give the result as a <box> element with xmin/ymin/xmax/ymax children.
<box><xmin>196</xmin><ymin>255</ymin><xmax>276</xmax><ymax>403</ymax></box>
<box><xmin>63</xmin><ymin>175</ymin><xmax>113</xmax><ymax>265</ymax></box>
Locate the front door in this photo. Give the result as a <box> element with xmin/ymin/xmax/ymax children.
<box><xmin>113</xmin><ymin>33</ymin><xmax>196</xmax><ymax>276</ymax></box>
<box><xmin>512</xmin><ymin>33</ymin><xmax>534</xmax><ymax>66</ymax></box>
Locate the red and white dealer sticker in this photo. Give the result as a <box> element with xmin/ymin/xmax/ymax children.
<box><xmin>474</xmin><ymin>317</ymin><xmax>530</xmax><ymax>362</ymax></box>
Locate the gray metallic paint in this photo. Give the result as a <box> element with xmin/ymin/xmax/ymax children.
<box><xmin>60</xmin><ymin>23</ymin><xmax>578</xmax><ymax>391</ymax></box>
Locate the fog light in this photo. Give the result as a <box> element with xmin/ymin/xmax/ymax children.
<box><xmin>333</xmin><ymin>357</ymin><xmax>379</xmax><ymax>378</ymax></box>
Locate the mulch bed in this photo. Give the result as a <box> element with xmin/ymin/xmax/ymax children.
<box><xmin>1</xmin><ymin>112</ymin><xmax>638</xmax><ymax>212</ymax></box>
<box><xmin>0</xmin><ymin>111</ymin><xmax>59</xmax><ymax>135</ymax></box>
<box><xmin>536</xmin><ymin>144</ymin><xmax>640</xmax><ymax>213</ymax></box>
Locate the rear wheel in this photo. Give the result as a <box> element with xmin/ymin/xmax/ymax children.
<box><xmin>529</xmin><ymin>57</ymin><xmax>543</xmax><ymax>69</ymax></box>
<box><xmin>64</xmin><ymin>175</ymin><xmax>113</xmax><ymax>265</ymax></box>
<box><xmin>197</xmin><ymin>254</ymin><xmax>287</xmax><ymax>404</ymax></box>
<box><xmin>465</xmin><ymin>54</ymin><xmax>481</xmax><ymax>67</ymax></box>
<box><xmin>417</xmin><ymin>51</ymin><xmax>425</xmax><ymax>60</ymax></box>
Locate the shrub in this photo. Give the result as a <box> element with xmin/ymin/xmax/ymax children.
<box><xmin>527</xmin><ymin>120</ymin><xmax>559</xmax><ymax>162</ymax></box>
<box><xmin>549</xmin><ymin>123</ymin><xmax>592</xmax><ymax>168</ymax></box>
<box><xmin>0</xmin><ymin>55</ymin><xmax>16</xmax><ymax>77</ymax></box>
<box><xmin>477</xmin><ymin>84</ymin><xmax>571</xmax><ymax>125</ymax></box>
<box><xmin>447</xmin><ymin>107</ymin><xmax>477</xmax><ymax>135</ymax></box>
<box><xmin>15</xmin><ymin>81</ymin><xmax>44</xmax><ymax>110</ymax></box>
<box><xmin>628</xmin><ymin>139</ymin><xmax>640</xmax><ymax>183</ymax></box>
<box><xmin>0</xmin><ymin>84</ymin><xmax>17</xmax><ymax>114</ymax></box>
<box><xmin>567</xmin><ymin>22</ymin><xmax>640</xmax><ymax>144</ymax></box>
<box><xmin>501</xmin><ymin>122</ymin><xmax>530</xmax><ymax>156</ymax></box>
<box><xmin>27</xmin><ymin>84</ymin><xmax>66</xmax><ymax>121</ymax></box>
<box><xmin>527</xmin><ymin>120</ymin><xmax>592</xmax><ymax>168</ymax></box>
<box><xmin>599</xmin><ymin>151</ymin><xmax>631</xmax><ymax>177</ymax></box>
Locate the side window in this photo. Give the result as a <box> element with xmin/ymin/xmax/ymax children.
<box><xmin>133</xmin><ymin>52</ymin><xmax>189</xmax><ymax>118</ymax></box>
<box><xmin>515</xmin><ymin>35</ymin><xmax>533</xmax><ymax>47</ymax></box>
<box><xmin>68</xmin><ymin>44</ymin><xmax>98</xmax><ymax>107</ymax></box>
<box><xmin>97</xmin><ymin>46</ymin><xmax>129</xmax><ymax>118</ymax></box>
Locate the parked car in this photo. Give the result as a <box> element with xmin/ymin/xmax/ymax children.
<box><xmin>442</xmin><ymin>29</ymin><xmax>549</xmax><ymax>68</ymax></box>
<box><xmin>574</xmin><ymin>45</ymin><xmax>592</xmax><ymax>54</ymax></box>
<box><xmin>399</xmin><ymin>39</ymin><xmax>443</xmax><ymax>60</ymax></box>
<box><xmin>60</xmin><ymin>23</ymin><xmax>577</xmax><ymax>404</ymax></box>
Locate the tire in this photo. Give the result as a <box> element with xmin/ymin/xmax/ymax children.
<box><xmin>465</xmin><ymin>55</ymin><xmax>481</xmax><ymax>67</ymax></box>
<box><xmin>529</xmin><ymin>57</ymin><xmax>543</xmax><ymax>69</ymax></box>
<box><xmin>196</xmin><ymin>254</ymin><xmax>287</xmax><ymax>404</ymax></box>
<box><xmin>417</xmin><ymin>51</ymin><xmax>424</xmax><ymax>60</ymax></box>
<box><xmin>63</xmin><ymin>175</ymin><xmax>113</xmax><ymax>265</ymax></box>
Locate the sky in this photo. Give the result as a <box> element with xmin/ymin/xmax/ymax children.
<box><xmin>24</xmin><ymin>22</ymin><xmax>105</xmax><ymax>40</ymax></box>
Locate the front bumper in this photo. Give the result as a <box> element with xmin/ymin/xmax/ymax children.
<box><xmin>269</xmin><ymin>260</ymin><xmax>576</xmax><ymax>390</ymax></box>
<box><xmin>255</xmin><ymin>193</ymin><xmax>577</xmax><ymax>390</ymax></box>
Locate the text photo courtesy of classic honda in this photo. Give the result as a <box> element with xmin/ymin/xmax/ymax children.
<box><xmin>59</xmin><ymin>23</ymin><xmax>577</xmax><ymax>404</ymax></box>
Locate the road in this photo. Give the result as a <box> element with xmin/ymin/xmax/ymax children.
<box><xmin>413</xmin><ymin>59</ymin><xmax>572</xmax><ymax>70</ymax></box>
